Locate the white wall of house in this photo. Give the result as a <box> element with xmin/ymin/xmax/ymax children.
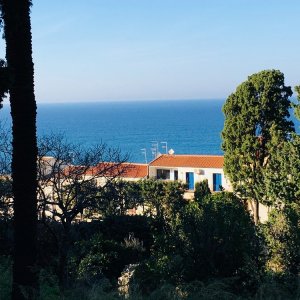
<box><xmin>149</xmin><ymin>166</ymin><xmax>232</xmax><ymax>192</ymax></box>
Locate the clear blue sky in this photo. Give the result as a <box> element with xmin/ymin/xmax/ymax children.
<box><xmin>1</xmin><ymin>0</ymin><xmax>300</xmax><ymax>103</ymax></box>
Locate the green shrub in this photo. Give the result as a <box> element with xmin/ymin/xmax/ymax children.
<box><xmin>69</xmin><ymin>231</ymin><xmax>146</xmax><ymax>285</ymax></box>
<box><xmin>194</xmin><ymin>180</ymin><xmax>211</xmax><ymax>203</ymax></box>
<box><xmin>133</xmin><ymin>192</ymin><xmax>262</xmax><ymax>296</ymax></box>
<box><xmin>264</xmin><ymin>205</ymin><xmax>300</xmax><ymax>276</ymax></box>
<box><xmin>0</xmin><ymin>256</ymin><xmax>12</xmax><ymax>299</ymax></box>
<box><xmin>39</xmin><ymin>269</ymin><xmax>60</xmax><ymax>300</ymax></box>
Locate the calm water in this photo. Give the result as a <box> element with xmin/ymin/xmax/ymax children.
<box><xmin>0</xmin><ymin>100</ymin><xmax>226</xmax><ymax>162</ymax></box>
<box><xmin>1</xmin><ymin>99</ymin><xmax>299</xmax><ymax>162</ymax></box>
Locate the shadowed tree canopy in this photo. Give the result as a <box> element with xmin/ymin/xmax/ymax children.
<box><xmin>222</xmin><ymin>70</ymin><xmax>294</xmax><ymax>223</ymax></box>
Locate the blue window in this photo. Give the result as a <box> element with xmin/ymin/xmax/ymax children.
<box><xmin>174</xmin><ymin>170</ymin><xmax>178</xmax><ymax>180</ymax></box>
<box><xmin>213</xmin><ymin>173</ymin><xmax>222</xmax><ymax>191</ymax></box>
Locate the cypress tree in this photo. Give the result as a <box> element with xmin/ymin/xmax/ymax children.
<box><xmin>222</xmin><ymin>70</ymin><xmax>294</xmax><ymax>223</ymax></box>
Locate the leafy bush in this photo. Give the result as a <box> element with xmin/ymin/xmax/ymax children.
<box><xmin>69</xmin><ymin>231</ymin><xmax>146</xmax><ymax>285</ymax></box>
<box><xmin>39</xmin><ymin>269</ymin><xmax>60</xmax><ymax>300</ymax></box>
<box><xmin>194</xmin><ymin>179</ymin><xmax>211</xmax><ymax>203</ymax></box>
<box><xmin>0</xmin><ymin>219</ymin><xmax>13</xmax><ymax>256</ymax></box>
<box><xmin>261</xmin><ymin>205</ymin><xmax>300</xmax><ymax>277</ymax></box>
<box><xmin>133</xmin><ymin>192</ymin><xmax>262</xmax><ymax>296</ymax></box>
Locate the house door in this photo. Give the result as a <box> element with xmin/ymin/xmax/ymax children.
<box><xmin>186</xmin><ymin>172</ymin><xmax>194</xmax><ymax>190</ymax></box>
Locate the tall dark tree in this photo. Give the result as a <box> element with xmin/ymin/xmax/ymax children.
<box><xmin>0</xmin><ymin>0</ymin><xmax>38</xmax><ymax>298</ymax></box>
<box><xmin>222</xmin><ymin>70</ymin><xmax>294</xmax><ymax>224</ymax></box>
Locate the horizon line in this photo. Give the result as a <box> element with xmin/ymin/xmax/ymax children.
<box><xmin>1</xmin><ymin>98</ymin><xmax>226</xmax><ymax>105</ymax></box>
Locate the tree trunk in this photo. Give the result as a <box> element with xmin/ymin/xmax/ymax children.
<box><xmin>1</xmin><ymin>1</ymin><xmax>39</xmax><ymax>299</ymax></box>
<box><xmin>58</xmin><ymin>242</ymin><xmax>68</xmax><ymax>294</ymax></box>
<box><xmin>254</xmin><ymin>199</ymin><xmax>259</xmax><ymax>225</ymax></box>
<box><xmin>58</xmin><ymin>222</ymin><xmax>71</xmax><ymax>294</ymax></box>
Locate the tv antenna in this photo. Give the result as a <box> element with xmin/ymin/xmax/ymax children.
<box><xmin>141</xmin><ymin>148</ymin><xmax>147</xmax><ymax>164</ymax></box>
<box><xmin>161</xmin><ymin>141</ymin><xmax>168</xmax><ymax>154</ymax></box>
<box><xmin>151</xmin><ymin>141</ymin><xmax>159</xmax><ymax>159</ymax></box>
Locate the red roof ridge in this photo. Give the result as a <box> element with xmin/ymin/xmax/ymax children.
<box><xmin>123</xmin><ymin>162</ymin><xmax>148</xmax><ymax>166</ymax></box>
<box><xmin>149</xmin><ymin>154</ymin><xmax>224</xmax><ymax>168</ymax></box>
<box><xmin>149</xmin><ymin>154</ymin><xmax>223</xmax><ymax>162</ymax></box>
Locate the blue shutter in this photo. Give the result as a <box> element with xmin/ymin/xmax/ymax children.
<box><xmin>213</xmin><ymin>173</ymin><xmax>222</xmax><ymax>191</ymax></box>
<box><xmin>189</xmin><ymin>172</ymin><xmax>194</xmax><ymax>190</ymax></box>
<box><xmin>186</xmin><ymin>172</ymin><xmax>195</xmax><ymax>190</ymax></box>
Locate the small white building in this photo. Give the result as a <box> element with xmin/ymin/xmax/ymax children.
<box><xmin>148</xmin><ymin>154</ymin><xmax>232</xmax><ymax>198</ymax></box>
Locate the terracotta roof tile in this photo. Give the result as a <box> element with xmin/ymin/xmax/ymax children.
<box><xmin>120</xmin><ymin>163</ymin><xmax>148</xmax><ymax>178</ymax></box>
<box><xmin>149</xmin><ymin>154</ymin><xmax>224</xmax><ymax>168</ymax></box>
<box><xmin>87</xmin><ymin>162</ymin><xmax>148</xmax><ymax>178</ymax></box>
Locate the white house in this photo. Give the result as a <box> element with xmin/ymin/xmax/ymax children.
<box><xmin>148</xmin><ymin>154</ymin><xmax>232</xmax><ymax>198</ymax></box>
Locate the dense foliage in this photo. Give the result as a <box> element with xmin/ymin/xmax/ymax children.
<box><xmin>1</xmin><ymin>179</ymin><xmax>300</xmax><ymax>299</ymax></box>
<box><xmin>194</xmin><ymin>179</ymin><xmax>211</xmax><ymax>203</ymax></box>
<box><xmin>132</xmin><ymin>192</ymin><xmax>261</xmax><ymax>296</ymax></box>
<box><xmin>222</xmin><ymin>70</ymin><xmax>294</xmax><ymax>223</ymax></box>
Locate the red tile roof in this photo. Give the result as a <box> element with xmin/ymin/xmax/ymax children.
<box><xmin>149</xmin><ymin>154</ymin><xmax>224</xmax><ymax>168</ymax></box>
<box><xmin>86</xmin><ymin>162</ymin><xmax>148</xmax><ymax>178</ymax></box>
<box><xmin>120</xmin><ymin>163</ymin><xmax>148</xmax><ymax>178</ymax></box>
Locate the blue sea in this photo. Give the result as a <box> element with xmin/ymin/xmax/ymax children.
<box><xmin>0</xmin><ymin>99</ymin><xmax>226</xmax><ymax>162</ymax></box>
<box><xmin>2</xmin><ymin>99</ymin><xmax>299</xmax><ymax>162</ymax></box>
